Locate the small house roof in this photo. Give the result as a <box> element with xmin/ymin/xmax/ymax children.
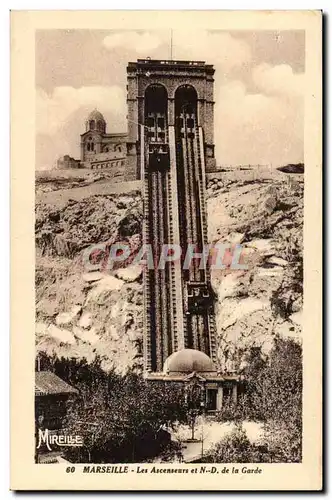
<box><xmin>35</xmin><ymin>371</ymin><xmax>78</xmax><ymax>396</ymax></box>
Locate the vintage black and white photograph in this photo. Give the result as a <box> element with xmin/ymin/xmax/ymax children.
<box><xmin>10</xmin><ymin>10</ymin><xmax>322</xmax><ymax>491</ymax></box>
<box><xmin>34</xmin><ymin>27</ymin><xmax>305</xmax><ymax>466</ymax></box>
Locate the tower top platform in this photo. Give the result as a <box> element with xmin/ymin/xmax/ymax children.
<box><xmin>127</xmin><ymin>59</ymin><xmax>214</xmax><ymax>74</ymax></box>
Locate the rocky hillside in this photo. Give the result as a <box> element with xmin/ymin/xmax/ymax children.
<box><xmin>35</xmin><ymin>166</ymin><xmax>303</xmax><ymax>374</ymax></box>
<box><xmin>206</xmin><ymin>169</ymin><xmax>303</xmax><ymax>371</ymax></box>
<box><xmin>35</xmin><ymin>192</ymin><xmax>144</xmax><ymax>374</ymax></box>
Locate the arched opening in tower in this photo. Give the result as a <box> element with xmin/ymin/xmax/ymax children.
<box><xmin>175</xmin><ymin>85</ymin><xmax>198</xmax><ymax>127</ymax></box>
<box><xmin>144</xmin><ymin>84</ymin><xmax>168</xmax><ymax>161</ymax></box>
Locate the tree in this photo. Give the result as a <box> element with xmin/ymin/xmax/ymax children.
<box><xmin>64</xmin><ymin>369</ymin><xmax>187</xmax><ymax>463</ymax></box>
<box><xmin>210</xmin><ymin>339</ymin><xmax>302</xmax><ymax>463</ymax></box>
<box><xmin>242</xmin><ymin>338</ymin><xmax>302</xmax><ymax>462</ymax></box>
<box><xmin>64</xmin><ymin>386</ymin><xmax>115</xmax><ymax>463</ymax></box>
<box><xmin>244</xmin><ymin>338</ymin><xmax>302</xmax><ymax>426</ymax></box>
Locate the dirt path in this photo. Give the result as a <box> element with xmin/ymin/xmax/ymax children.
<box><xmin>36</xmin><ymin>179</ymin><xmax>142</xmax><ymax>208</ymax></box>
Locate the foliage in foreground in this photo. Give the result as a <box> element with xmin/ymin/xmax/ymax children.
<box><xmin>211</xmin><ymin>338</ymin><xmax>302</xmax><ymax>463</ymax></box>
<box><xmin>37</xmin><ymin>336</ymin><xmax>302</xmax><ymax>463</ymax></box>
<box><xmin>37</xmin><ymin>354</ymin><xmax>187</xmax><ymax>462</ymax></box>
<box><xmin>202</xmin><ymin>425</ymin><xmax>267</xmax><ymax>463</ymax></box>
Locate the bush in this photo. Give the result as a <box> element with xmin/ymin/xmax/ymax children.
<box><xmin>202</xmin><ymin>425</ymin><xmax>269</xmax><ymax>463</ymax></box>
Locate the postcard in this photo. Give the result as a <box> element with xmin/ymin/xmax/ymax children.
<box><xmin>11</xmin><ymin>10</ymin><xmax>322</xmax><ymax>491</ymax></box>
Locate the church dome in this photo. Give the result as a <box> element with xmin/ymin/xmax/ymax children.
<box><xmin>86</xmin><ymin>109</ymin><xmax>106</xmax><ymax>133</ymax></box>
<box><xmin>163</xmin><ymin>349</ymin><xmax>216</xmax><ymax>374</ymax></box>
<box><xmin>87</xmin><ymin>109</ymin><xmax>105</xmax><ymax>122</ymax></box>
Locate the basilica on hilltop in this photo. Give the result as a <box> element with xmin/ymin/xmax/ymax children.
<box><xmin>56</xmin><ymin>109</ymin><xmax>128</xmax><ymax>171</ymax></box>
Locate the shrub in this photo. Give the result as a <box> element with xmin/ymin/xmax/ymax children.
<box><xmin>202</xmin><ymin>425</ymin><xmax>269</xmax><ymax>463</ymax></box>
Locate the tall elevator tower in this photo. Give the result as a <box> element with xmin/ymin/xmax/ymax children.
<box><xmin>126</xmin><ymin>59</ymin><xmax>217</xmax><ymax>374</ymax></box>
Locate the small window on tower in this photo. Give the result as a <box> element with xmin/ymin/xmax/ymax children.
<box><xmin>91</xmin><ymin>143</ymin><xmax>94</xmax><ymax>151</ymax></box>
<box><xmin>157</xmin><ymin>117</ymin><xmax>165</xmax><ymax>128</ymax></box>
<box><xmin>90</xmin><ymin>120</ymin><xmax>95</xmax><ymax>130</ymax></box>
<box><xmin>87</xmin><ymin>143</ymin><xmax>90</xmax><ymax>151</ymax></box>
<box><xmin>147</xmin><ymin>117</ymin><xmax>154</xmax><ymax>128</ymax></box>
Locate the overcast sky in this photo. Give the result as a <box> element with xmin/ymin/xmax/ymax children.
<box><xmin>36</xmin><ymin>29</ymin><xmax>305</xmax><ymax>170</ymax></box>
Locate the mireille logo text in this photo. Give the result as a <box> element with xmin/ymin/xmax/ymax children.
<box><xmin>36</xmin><ymin>428</ymin><xmax>83</xmax><ymax>452</ymax></box>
